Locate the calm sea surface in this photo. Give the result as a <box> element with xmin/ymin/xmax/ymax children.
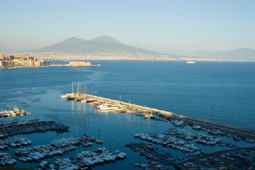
<box><xmin>0</xmin><ymin>60</ymin><xmax>254</xmax><ymax>169</ymax></box>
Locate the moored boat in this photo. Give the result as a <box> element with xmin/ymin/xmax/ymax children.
<box><xmin>67</xmin><ymin>96</ymin><xmax>76</xmax><ymax>100</ymax></box>
<box><xmin>187</xmin><ymin>61</ymin><xmax>195</xmax><ymax>64</ymax></box>
<box><xmin>81</xmin><ymin>100</ymin><xmax>87</xmax><ymax>103</ymax></box>
<box><xmin>86</xmin><ymin>99</ymin><xmax>95</xmax><ymax>103</ymax></box>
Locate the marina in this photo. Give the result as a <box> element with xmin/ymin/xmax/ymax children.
<box><xmin>0</xmin><ymin>89</ymin><xmax>254</xmax><ymax>169</ymax></box>
<box><xmin>58</xmin><ymin>90</ymin><xmax>255</xmax><ymax>169</ymax></box>
<box><xmin>35</xmin><ymin>147</ymin><xmax>127</xmax><ymax>170</ymax></box>
<box><xmin>63</xmin><ymin>92</ymin><xmax>255</xmax><ymax>142</ymax></box>
<box><xmin>0</xmin><ymin>117</ymin><xmax>70</xmax><ymax>138</ymax></box>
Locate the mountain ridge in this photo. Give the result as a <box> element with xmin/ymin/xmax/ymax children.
<box><xmin>33</xmin><ymin>35</ymin><xmax>165</xmax><ymax>57</ymax></box>
<box><xmin>190</xmin><ymin>48</ymin><xmax>255</xmax><ymax>61</ymax></box>
<box><xmin>1</xmin><ymin>36</ymin><xmax>254</xmax><ymax>61</ymax></box>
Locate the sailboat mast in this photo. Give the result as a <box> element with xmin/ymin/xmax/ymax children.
<box><xmin>77</xmin><ymin>80</ymin><xmax>79</xmax><ymax>94</ymax></box>
<box><xmin>84</xmin><ymin>118</ymin><xmax>85</xmax><ymax>134</ymax></box>
<box><xmin>72</xmin><ymin>81</ymin><xmax>74</xmax><ymax>94</ymax></box>
<box><xmin>84</xmin><ymin>86</ymin><xmax>86</xmax><ymax>94</ymax></box>
<box><xmin>79</xmin><ymin>120</ymin><xmax>80</xmax><ymax>136</ymax></box>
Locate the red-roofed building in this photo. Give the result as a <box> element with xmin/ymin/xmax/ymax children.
<box><xmin>14</xmin><ymin>55</ymin><xmax>30</xmax><ymax>59</ymax></box>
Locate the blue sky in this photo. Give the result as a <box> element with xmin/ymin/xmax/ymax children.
<box><xmin>0</xmin><ymin>0</ymin><xmax>254</xmax><ymax>54</ymax></box>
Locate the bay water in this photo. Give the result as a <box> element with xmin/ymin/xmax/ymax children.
<box><xmin>0</xmin><ymin>60</ymin><xmax>254</xmax><ymax>169</ymax></box>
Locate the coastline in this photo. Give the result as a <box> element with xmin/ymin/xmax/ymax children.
<box><xmin>48</xmin><ymin>58</ymin><xmax>255</xmax><ymax>62</ymax></box>
<box><xmin>0</xmin><ymin>64</ymin><xmax>101</xmax><ymax>69</ymax></box>
<box><xmin>5</xmin><ymin>66</ymin><xmax>50</xmax><ymax>69</ymax></box>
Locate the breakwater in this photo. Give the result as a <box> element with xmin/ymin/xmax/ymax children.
<box><xmin>66</xmin><ymin>93</ymin><xmax>255</xmax><ymax>140</ymax></box>
<box><xmin>50</xmin><ymin>61</ymin><xmax>101</xmax><ymax>67</ymax></box>
<box><xmin>50</xmin><ymin>64</ymin><xmax>101</xmax><ymax>67</ymax></box>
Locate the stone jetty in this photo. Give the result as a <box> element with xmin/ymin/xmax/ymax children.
<box><xmin>64</xmin><ymin>93</ymin><xmax>255</xmax><ymax>141</ymax></box>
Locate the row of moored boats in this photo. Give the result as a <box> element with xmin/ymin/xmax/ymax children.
<box><xmin>0</xmin><ymin>117</ymin><xmax>69</xmax><ymax>138</ymax></box>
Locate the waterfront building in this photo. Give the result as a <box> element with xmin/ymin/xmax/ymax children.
<box><xmin>45</xmin><ymin>59</ymin><xmax>51</xmax><ymax>65</ymax></box>
<box><xmin>0</xmin><ymin>56</ymin><xmax>3</xmax><ymax>67</ymax></box>
<box><xmin>0</xmin><ymin>54</ymin><xmax>50</xmax><ymax>68</ymax></box>
<box><xmin>36</xmin><ymin>59</ymin><xmax>50</xmax><ymax>66</ymax></box>
<box><xmin>13</xmin><ymin>59</ymin><xmax>22</xmax><ymax>66</ymax></box>
<box><xmin>29</xmin><ymin>60</ymin><xmax>34</xmax><ymax>66</ymax></box>
<box><xmin>38</xmin><ymin>60</ymin><xmax>44</xmax><ymax>64</ymax></box>
<box><xmin>3</xmin><ymin>60</ymin><xmax>14</xmax><ymax>67</ymax></box>
<box><xmin>22</xmin><ymin>59</ymin><xmax>30</xmax><ymax>66</ymax></box>
<box><xmin>34</xmin><ymin>60</ymin><xmax>42</xmax><ymax>66</ymax></box>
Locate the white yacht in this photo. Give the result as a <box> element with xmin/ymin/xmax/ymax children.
<box><xmin>187</xmin><ymin>61</ymin><xmax>195</xmax><ymax>64</ymax></box>
<box><xmin>81</xmin><ymin>99</ymin><xmax>87</xmax><ymax>103</ymax></box>
<box><xmin>98</xmin><ymin>104</ymin><xmax>117</xmax><ymax>110</ymax></box>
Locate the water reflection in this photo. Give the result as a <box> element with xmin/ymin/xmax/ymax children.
<box><xmin>71</xmin><ymin>100</ymin><xmax>74</xmax><ymax>111</ymax></box>
<box><xmin>83</xmin><ymin>103</ymin><xmax>86</xmax><ymax>112</ymax></box>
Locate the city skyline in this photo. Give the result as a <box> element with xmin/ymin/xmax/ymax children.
<box><xmin>0</xmin><ymin>0</ymin><xmax>254</xmax><ymax>55</ymax></box>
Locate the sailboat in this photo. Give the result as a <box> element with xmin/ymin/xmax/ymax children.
<box><xmin>67</xmin><ymin>81</ymin><xmax>75</xmax><ymax>100</ymax></box>
<box><xmin>95</xmin><ymin>129</ymin><xmax>103</xmax><ymax>144</ymax></box>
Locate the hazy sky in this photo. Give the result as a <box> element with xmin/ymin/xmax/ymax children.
<box><xmin>0</xmin><ymin>0</ymin><xmax>254</xmax><ymax>55</ymax></box>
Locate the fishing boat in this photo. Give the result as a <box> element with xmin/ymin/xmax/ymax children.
<box><xmin>92</xmin><ymin>103</ymin><xmax>100</xmax><ymax>108</ymax></box>
<box><xmin>86</xmin><ymin>99</ymin><xmax>95</xmax><ymax>103</ymax></box>
<box><xmin>91</xmin><ymin>102</ymin><xmax>102</xmax><ymax>108</ymax></box>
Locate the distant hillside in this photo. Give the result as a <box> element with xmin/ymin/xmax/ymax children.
<box><xmin>190</xmin><ymin>48</ymin><xmax>255</xmax><ymax>61</ymax></box>
<box><xmin>33</xmin><ymin>35</ymin><xmax>167</xmax><ymax>57</ymax></box>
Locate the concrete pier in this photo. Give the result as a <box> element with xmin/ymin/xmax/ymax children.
<box><xmin>68</xmin><ymin>93</ymin><xmax>255</xmax><ymax>140</ymax></box>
